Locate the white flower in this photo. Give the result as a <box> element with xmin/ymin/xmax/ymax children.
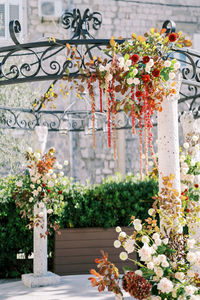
<box><xmin>31</xmin><ymin>178</ymin><xmax>36</xmax><ymax>183</ymax></box>
<box><xmin>148</xmin><ymin>208</ymin><xmax>155</xmax><ymax>216</ymax></box>
<box><xmin>99</xmin><ymin>65</ymin><xmax>105</xmax><ymax>72</ymax></box>
<box><xmin>187</xmin><ymin>269</ymin><xmax>195</xmax><ymax>277</ymax></box>
<box><xmin>119</xmin><ymin>231</ymin><xmax>126</xmax><ymax>238</ymax></box>
<box><xmin>180</xmin><ymin>155</ymin><xmax>186</xmax><ymax>162</ymax></box>
<box><xmin>39</xmin><ymin>212</ymin><xmax>44</xmax><ymax>217</ymax></box>
<box><xmin>161</xmin><ymin>260</ymin><xmax>169</xmax><ymax>268</ymax></box>
<box><xmin>114</xmin><ymin>240</ymin><xmax>121</xmax><ymax>248</ymax></box>
<box><xmin>124</xmin><ymin>239</ymin><xmax>135</xmax><ymax>254</ymax></box>
<box><xmin>106</xmin><ymin>74</ymin><xmax>112</xmax><ymax>81</ymax></box>
<box><xmin>183</xmin><ymin>142</ymin><xmax>189</xmax><ymax>149</ymax></box>
<box><xmin>62</xmin><ymin>180</ymin><xmax>68</xmax><ymax>186</ymax></box>
<box><xmin>48</xmin><ymin>169</ymin><xmax>53</xmax><ymax>174</ymax></box>
<box><xmin>37</xmin><ymin>179</ymin><xmax>41</xmax><ymax>185</ymax></box>
<box><xmin>116</xmin><ymin>226</ymin><xmax>121</xmax><ymax>233</ymax></box>
<box><xmin>48</xmin><ymin>181</ymin><xmax>54</xmax><ymax>187</ymax></box>
<box><xmin>187</xmin><ymin>239</ymin><xmax>196</xmax><ymax>249</ymax></box>
<box><xmin>124</xmin><ymin>65</ymin><xmax>129</xmax><ymax>72</ymax></box>
<box><xmin>157</xmin><ymin>277</ymin><xmax>173</xmax><ymax>294</ymax></box>
<box><xmin>190</xmin><ymin>296</ymin><xmax>200</xmax><ymax>300</ymax></box>
<box><xmin>133</xmin><ymin>68</ymin><xmax>138</xmax><ymax>76</ymax></box>
<box><xmin>150</xmin><ymin>297</ymin><xmax>161</xmax><ymax>300</ymax></box>
<box><xmin>133</xmin><ymin>219</ymin><xmax>141</xmax><ymax>226</ymax></box>
<box><xmin>33</xmin><ymin>190</ymin><xmax>39</xmax><ymax>197</ymax></box>
<box><xmin>27</xmin><ymin>147</ymin><xmax>33</xmax><ymax>153</ymax></box>
<box><xmin>182</xmin><ymin>167</ymin><xmax>189</xmax><ymax>175</ymax></box>
<box><xmin>127</xmin><ymin>77</ymin><xmax>134</xmax><ymax>85</ymax></box>
<box><xmin>126</xmin><ymin>59</ymin><xmax>132</xmax><ymax>67</ymax></box>
<box><xmin>192</xmin><ymin>135</ymin><xmax>199</xmax><ymax>142</ymax></box>
<box><xmin>52</xmin><ymin>173</ymin><xmax>57</xmax><ymax>179</ymax></box>
<box><xmin>134</xmin><ymin>223</ymin><xmax>142</xmax><ymax>232</ymax></box>
<box><xmin>164</xmin><ymin>60</ymin><xmax>171</xmax><ymax>67</ymax></box>
<box><xmin>155</xmin><ymin>267</ymin><xmax>163</xmax><ymax>277</ymax></box>
<box><xmin>191</xmin><ymin>160</ymin><xmax>196</xmax><ymax>167</ymax></box>
<box><xmin>39</xmin><ymin>202</ymin><xmax>45</xmax><ymax>208</ymax></box>
<box><xmin>169</xmin><ymin>72</ymin><xmax>176</xmax><ymax>80</ymax></box>
<box><xmin>174</xmin><ymin>62</ymin><xmax>180</xmax><ymax>70</ymax></box>
<box><xmin>186</xmin><ymin>252</ymin><xmax>196</xmax><ymax>263</ymax></box>
<box><xmin>175</xmin><ymin>272</ymin><xmax>185</xmax><ymax>281</ymax></box>
<box><xmin>37</xmin><ymin>186</ymin><xmax>42</xmax><ymax>192</ymax></box>
<box><xmin>64</xmin><ymin>160</ymin><xmax>69</xmax><ymax>166</ymax></box>
<box><xmin>119</xmin><ymin>251</ymin><xmax>128</xmax><ymax>261</ymax></box>
<box><xmin>152</xmin><ymin>233</ymin><xmax>160</xmax><ymax>240</ymax></box>
<box><xmin>145</xmin><ymin>66</ymin><xmax>151</xmax><ymax>73</ymax></box>
<box><xmin>47</xmin><ymin>209</ymin><xmax>53</xmax><ymax>214</ymax></box>
<box><xmin>147</xmin><ymin>262</ymin><xmax>154</xmax><ymax>270</ymax></box>
<box><xmin>58</xmin><ymin>164</ymin><xmax>63</xmax><ymax>170</ymax></box>
<box><xmin>185</xmin><ymin>285</ymin><xmax>197</xmax><ymax>296</ymax></box>
<box><xmin>133</xmin><ymin>78</ymin><xmax>140</xmax><ymax>85</ymax></box>
<box><xmin>141</xmin><ymin>236</ymin><xmax>150</xmax><ymax>244</ymax></box>
<box><xmin>138</xmin><ymin>244</ymin><xmax>153</xmax><ymax>262</ymax></box>
<box><xmin>29</xmin><ymin>197</ymin><xmax>33</xmax><ymax>203</ymax></box>
<box><xmin>59</xmin><ymin>171</ymin><xmax>64</xmax><ymax>177</ymax></box>
<box><xmin>152</xmin><ymin>244</ymin><xmax>158</xmax><ymax>251</ymax></box>
<box><xmin>155</xmin><ymin>238</ymin><xmax>162</xmax><ymax>246</ymax></box>
<box><xmin>16</xmin><ymin>181</ymin><xmax>23</xmax><ymax>187</ymax></box>
<box><xmin>163</xmin><ymin>238</ymin><xmax>169</xmax><ymax>245</ymax></box>
<box><xmin>147</xmin><ymin>59</ymin><xmax>154</xmax><ymax>67</ymax></box>
<box><xmin>135</xmin><ymin>270</ymin><xmax>143</xmax><ymax>276</ymax></box>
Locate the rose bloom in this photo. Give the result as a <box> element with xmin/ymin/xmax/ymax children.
<box><xmin>138</xmin><ymin>244</ymin><xmax>153</xmax><ymax>262</ymax></box>
<box><xmin>155</xmin><ymin>238</ymin><xmax>162</xmax><ymax>246</ymax></box>
<box><xmin>175</xmin><ymin>272</ymin><xmax>185</xmax><ymax>281</ymax></box>
<box><xmin>147</xmin><ymin>262</ymin><xmax>154</xmax><ymax>270</ymax></box>
<box><xmin>152</xmin><ymin>69</ymin><xmax>160</xmax><ymax>77</ymax></box>
<box><xmin>133</xmin><ymin>78</ymin><xmax>140</xmax><ymax>85</ymax></box>
<box><xmin>186</xmin><ymin>252</ymin><xmax>196</xmax><ymax>263</ymax></box>
<box><xmin>168</xmin><ymin>32</ymin><xmax>177</xmax><ymax>42</ymax></box>
<box><xmin>130</xmin><ymin>54</ymin><xmax>139</xmax><ymax>63</ymax></box>
<box><xmin>142</xmin><ymin>74</ymin><xmax>150</xmax><ymax>82</ymax></box>
<box><xmin>152</xmin><ymin>233</ymin><xmax>160</xmax><ymax>240</ymax></box>
<box><xmin>185</xmin><ymin>285</ymin><xmax>197</xmax><ymax>296</ymax></box>
<box><xmin>136</xmin><ymin>90</ymin><xmax>142</xmax><ymax>98</ymax></box>
<box><xmin>143</xmin><ymin>56</ymin><xmax>150</xmax><ymax>64</ymax></box>
<box><xmin>163</xmin><ymin>238</ymin><xmax>169</xmax><ymax>245</ymax></box>
<box><xmin>164</xmin><ymin>60</ymin><xmax>171</xmax><ymax>67</ymax></box>
<box><xmin>155</xmin><ymin>267</ymin><xmax>163</xmax><ymax>277</ymax></box>
<box><xmin>157</xmin><ymin>277</ymin><xmax>173</xmax><ymax>294</ymax></box>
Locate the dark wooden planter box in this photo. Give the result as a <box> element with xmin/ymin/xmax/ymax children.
<box><xmin>54</xmin><ymin>227</ymin><xmax>137</xmax><ymax>275</ymax></box>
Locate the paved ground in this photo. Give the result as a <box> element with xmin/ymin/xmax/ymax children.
<box><xmin>0</xmin><ymin>275</ymin><xmax>132</xmax><ymax>300</ymax></box>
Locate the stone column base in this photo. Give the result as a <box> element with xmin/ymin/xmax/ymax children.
<box><xmin>22</xmin><ymin>272</ymin><xmax>61</xmax><ymax>288</ymax></box>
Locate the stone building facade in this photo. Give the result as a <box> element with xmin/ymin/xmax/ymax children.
<box><xmin>1</xmin><ymin>0</ymin><xmax>200</xmax><ymax>182</ymax></box>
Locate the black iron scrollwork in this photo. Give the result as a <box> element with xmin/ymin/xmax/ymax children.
<box><xmin>162</xmin><ymin>20</ymin><xmax>176</xmax><ymax>34</ymax></box>
<box><xmin>9</xmin><ymin>20</ymin><xmax>21</xmax><ymax>45</ymax></box>
<box><xmin>61</xmin><ymin>8</ymin><xmax>102</xmax><ymax>39</ymax></box>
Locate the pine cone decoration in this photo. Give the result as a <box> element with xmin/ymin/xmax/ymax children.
<box><xmin>122</xmin><ymin>271</ymin><xmax>152</xmax><ymax>300</ymax></box>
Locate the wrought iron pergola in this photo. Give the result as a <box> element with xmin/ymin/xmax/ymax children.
<box><xmin>0</xmin><ymin>9</ymin><xmax>200</xmax><ymax>132</ymax></box>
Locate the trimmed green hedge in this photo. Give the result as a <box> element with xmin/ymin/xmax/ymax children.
<box><xmin>59</xmin><ymin>175</ymin><xmax>158</xmax><ymax>228</ymax></box>
<box><xmin>0</xmin><ymin>174</ymin><xmax>158</xmax><ymax>278</ymax></box>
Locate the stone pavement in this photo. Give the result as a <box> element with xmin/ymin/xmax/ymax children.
<box><xmin>0</xmin><ymin>275</ymin><xmax>132</xmax><ymax>300</ymax></box>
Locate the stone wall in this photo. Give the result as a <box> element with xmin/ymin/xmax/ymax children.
<box><xmin>13</xmin><ymin>0</ymin><xmax>200</xmax><ymax>182</ymax></box>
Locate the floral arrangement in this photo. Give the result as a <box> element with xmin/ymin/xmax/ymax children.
<box><xmin>14</xmin><ymin>147</ymin><xmax>69</xmax><ymax>237</ymax></box>
<box><xmin>89</xmin><ymin>175</ymin><xmax>200</xmax><ymax>300</ymax></box>
<box><xmin>35</xmin><ymin>28</ymin><xmax>191</xmax><ymax>178</ymax></box>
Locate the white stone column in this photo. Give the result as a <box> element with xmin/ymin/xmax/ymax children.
<box><xmin>22</xmin><ymin>126</ymin><xmax>60</xmax><ymax>287</ymax></box>
<box><xmin>157</xmin><ymin>77</ymin><xmax>182</xmax><ymax>233</ymax></box>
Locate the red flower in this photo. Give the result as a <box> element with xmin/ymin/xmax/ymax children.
<box><xmin>130</xmin><ymin>54</ymin><xmax>139</xmax><ymax>63</ymax></box>
<box><xmin>136</xmin><ymin>91</ymin><xmax>142</xmax><ymax>98</ymax></box>
<box><xmin>41</xmin><ymin>192</ymin><xmax>45</xmax><ymax>197</ymax></box>
<box><xmin>47</xmin><ymin>189</ymin><xmax>51</xmax><ymax>193</ymax></box>
<box><xmin>42</xmin><ymin>183</ymin><xmax>46</xmax><ymax>187</ymax></box>
<box><xmin>142</xmin><ymin>56</ymin><xmax>150</xmax><ymax>64</ymax></box>
<box><xmin>152</xmin><ymin>69</ymin><xmax>160</xmax><ymax>77</ymax></box>
<box><xmin>58</xmin><ymin>190</ymin><xmax>62</xmax><ymax>195</ymax></box>
<box><xmin>186</xmin><ymin>209</ymin><xmax>190</xmax><ymax>213</ymax></box>
<box><xmin>195</xmin><ymin>184</ymin><xmax>199</xmax><ymax>188</ymax></box>
<box><xmin>168</xmin><ymin>33</ymin><xmax>177</xmax><ymax>42</ymax></box>
<box><xmin>142</xmin><ymin>74</ymin><xmax>150</xmax><ymax>82</ymax></box>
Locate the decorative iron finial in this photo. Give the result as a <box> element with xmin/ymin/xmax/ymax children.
<box><xmin>61</xmin><ymin>8</ymin><xmax>102</xmax><ymax>39</ymax></box>
<box><xmin>9</xmin><ymin>20</ymin><xmax>21</xmax><ymax>45</ymax></box>
<box><xmin>162</xmin><ymin>20</ymin><xmax>176</xmax><ymax>34</ymax></box>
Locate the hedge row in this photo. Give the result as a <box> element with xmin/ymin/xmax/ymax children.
<box><xmin>0</xmin><ymin>174</ymin><xmax>158</xmax><ymax>278</ymax></box>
